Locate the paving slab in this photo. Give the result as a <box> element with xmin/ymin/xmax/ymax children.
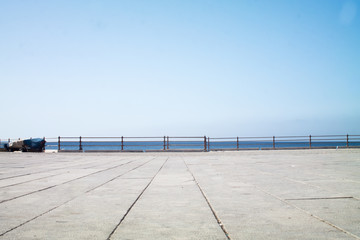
<box><xmin>0</xmin><ymin>149</ymin><xmax>359</xmax><ymax>239</ymax></box>
<box><xmin>2</xmin><ymin>158</ymin><xmax>166</xmax><ymax>240</ymax></box>
<box><xmin>109</xmin><ymin>156</ymin><xmax>227</xmax><ymax>240</ymax></box>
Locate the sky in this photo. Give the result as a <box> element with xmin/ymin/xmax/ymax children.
<box><xmin>0</xmin><ymin>0</ymin><xmax>359</xmax><ymax>139</ymax></box>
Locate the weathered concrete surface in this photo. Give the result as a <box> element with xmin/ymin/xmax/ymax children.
<box><xmin>0</xmin><ymin>149</ymin><xmax>359</xmax><ymax>239</ymax></box>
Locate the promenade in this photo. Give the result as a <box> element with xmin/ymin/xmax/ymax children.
<box><xmin>0</xmin><ymin>149</ymin><xmax>359</xmax><ymax>239</ymax></box>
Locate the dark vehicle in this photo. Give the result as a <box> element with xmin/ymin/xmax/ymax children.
<box><xmin>0</xmin><ymin>142</ymin><xmax>8</xmax><ymax>152</ymax></box>
<box><xmin>8</xmin><ymin>140</ymin><xmax>24</xmax><ymax>151</ymax></box>
<box><xmin>23</xmin><ymin>138</ymin><xmax>46</xmax><ymax>152</ymax></box>
<box><xmin>8</xmin><ymin>138</ymin><xmax>46</xmax><ymax>152</ymax></box>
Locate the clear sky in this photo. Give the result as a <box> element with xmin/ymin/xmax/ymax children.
<box><xmin>0</xmin><ymin>0</ymin><xmax>359</xmax><ymax>138</ymax></box>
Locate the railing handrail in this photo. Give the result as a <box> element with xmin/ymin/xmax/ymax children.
<box><xmin>25</xmin><ymin>134</ymin><xmax>360</xmax><ymax>140</ymax></box>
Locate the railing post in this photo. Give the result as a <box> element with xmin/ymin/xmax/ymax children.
<box><xmin>237</xmin><ymin>136</ymin><xmax>239</xmax><ymax>150</ymax></box>
<box><xmin>204</xmin><ymin>136</ymin><xmax>207</xmax><ymax>151</ymax></box>
<box><xmin>309</xmin><ymin>135</ymin><xmax>312</xmax><ymax>149</ymax></box>
<box><xmin>163</xmin><ymin>136</ymin><xmax>166</xmax><ymax>151</ymax></box>
<box><xmin>79</xmin><ymin>136</ymin><xmax>82</xmax><ymax>151</ymax></box>
<box><xmin>167</xmin><ymin>136</ymin><xmax>169</xmax><ymax>150</ymax></box>
<box><xmin>207</xmin><ymin>137</ymin><xmax>210</xmax><ymax>151</ymax></box>
<box><xmin>346</xmin><ymin>134</ymin><xmax>349</xmax><ymax>148</ymax></box>
<box><xmin>58</xmin><ymin>136</ymin><xmax>61</xmax><ymax>151</ymax></box>
<box><xmin>273</xmin><ymin>136</ymin><xmax>275</xmax><ymax>149</ymax></box>
<box><xmin>121</xmin><ymin>136</ymin><xmax>124</xmax><ymax>151</ymax></box>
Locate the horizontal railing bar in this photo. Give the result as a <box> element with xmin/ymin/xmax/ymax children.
<box><xmin>120</xmin><ymin>141</ymin><xmax>164</xmax><ymax>143</ymax></box>
<box><xmin>81</xmin><ymin>145</ymin><xmax>163</xmax><ymax>147</ymax></box>
<box><xmin>78</xmin><ymin>145</ymin><xmax>164</xmax><ymax>148</ymax></box>
<box><xmin>235</xmin><ymin>136</ymin><xmax>274</xmax><ymax>139</ymax></box>
<box><xmin>210</xmin><ymin>137</ymin><xmax>237</xmax><ymax>140</ymax></box>
<box><xmin>211</xmin><ymin>139</ymin><xmax>274</xmax><ymax>142</ymax></box>
<box><xmin>121</xmin><ymin>145</ymin><xmax>164</xmax><ymax>147</ymax></box>
<box><xmin>236</xmin><ymin>142</ymin><xmax>276</xmax><ymax>146</ymax></box>
<box><xmin>210</xmin><ymin>137</ymin><xmax>272</xmax><ymax>140</ymax></box>
<box><xmin>169</xmin><ymin>144</ymin><xmax>204</xmax><ymax>147</ymax></box>
<box><xmin>22</xmin><ymin>135</ymin><xmax>360</xmax><ymax>140</ymax></box>
<box><xmin>57</xmin><ymin>137</ymin><xmax>81</xmax><ymax>139</ymax></box>
<box><xmin>311</xmin><ymin>137</ymin><xmax>347</xmax><ymax>140</ymax></box>
<box><xmin>82</xmin><ymin>145</ymin><xmax>122</xmax><ymax>147</ymax></box>
<box><xmin>276</xmin><ymin>142</ymin><xmax>310</xmax><ymax>144</ymax></box>
<box><xmin>209</xmin><ymin>139</ymin><xmax>239</xmax><ymax>143</ymax></box>
<box><xmin>122</xmin><ymin>137</ymin><xmax>165</xmax><ymax>139</ymax></box>
<box><xmin>43</xmin><ymin>135</ymin><xmax>360</xmax><ymax>139</ymax></box>
<box><xmin>274</xmin><ymin>139</ymin><xmax>310</xmax><ymax>142</ymax></box>
<box><xmin>275</xmin><ymin>139</ymin><xmax>346</xmax><ymax>142</ymax></box>
<box><xmin>274</xmin><ymin>135</ymin><xmax>311</xmax><ymax>138</ymax></box>
<box><xmin>59</xmin><ymin>136</ymin><xmax>166</xmax><ymax>139</ymax></box>
<box><xmin>311</xmin><ymin>134</ymin><xmax>348</xmax><ymax>137</ymax></box>
<box><xmin>311</xmin><ymin>140</ymin><xmax>347</xmax><ymax>142</ymax></box>
<box><xmin>210</xmin><ymin>142</ymin><xmax>236</xmax><ymax>147</ymax></box>
<box><xmin>81</xmin><ymin>137</ymin><xmax>122</xmax><ymax>139</ymax></box>
<box><xmin>82</xmin><ymin>140</ymin><xmax>164</xmax><ymax>143</ymax></box>
<box><xmin>168</xmin><ymin>136</ymin><xmax>205</xmax><ymax>139</ymax></box>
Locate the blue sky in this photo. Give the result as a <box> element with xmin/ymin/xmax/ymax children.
<box><xmin>0</xmin><ymin>0</ymin><xmax>359</xmax><ymax>138</ymax></box>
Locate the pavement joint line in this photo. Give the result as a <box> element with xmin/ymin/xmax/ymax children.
<box><xmin>0</xmin><ymin>157</ymin><xmax>156</xmax><ymax>237</ymax></box>
<box><xmin>0</xmin><ymin>161</ymin><xmax>93</xmax><ymax>180</ymax></box>
<box><xmin>183</xmin><ymin>157</ymin><xmax>232</xmax><ymax>240</ymax></box>
<box><xmin>243</xmin><ymin>166</ymin><xmax>360</xmax><ymax>201</ymax></box>
<box><xmin>247</xmin><ymin>181</ymin><xmax>360</xmax><ymax>240</ymax></box>
<box><xmin>0</xmin><ymin>164</ymin><xmax>111</xmax><ymax>188</ymax></box>
<box><xmin>307</xmin><ymin>172</ymin><xmax>360</xmax><ymax>185</ymax></box>
<box><xmin>0</xmin><ymin>158</ymin><xmax>136</xmax><ymax>204</ymax></box>
<box><xmin>85</xmin><ymin>157</ymin><xmax>157</xmax><ymax>193</ymax></box>
<box><xmin>119</xmin><ymin>177</ymin><xmax>153</xmax><ymax>179</ymax></box>
<box><xmin>106</xmin><ymin>157</ymin><xmax>169</xmax><ymax>240</ymax></box>
<box><xmin>0</xmin><ymin>173</ymin><xmax>62</xmax><ymax>189</ymax></box>
<box><xmin>0</xmin><ymin>195</ymin><xmax>78</xmax><ymax>237</ymax></box>
<box><xmin>0</xmin><ymin>157</ymin><xmax>128</xmax><ymax>177</ymax></box>
<box><xmin>0</xmin><ymin>157</ymin><xmax>129</xmax><ymax>181</ymax></box>
<box><xmin>0</xmin><ymin>172</ymin><xmax>33</xmax><ymax>181</ymax></box>
<box><xmin>285</xmin><ymin>196</ymin><xmax>354</xmax><ymax>200</ymax></box>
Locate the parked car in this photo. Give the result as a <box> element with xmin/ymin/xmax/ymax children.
<box><xmin>0</xmin><ymin>142</ymin><xmax>8</xmax><ymax>152</ymax></box>
<box><xmin>23</xmin><ymin>138</ymin><xmax>46</xmax><ymax>152</ymax></box>
<box><xmin>8</xmin><ymin>140</ymin><xmax>24</xmax><ymax>151</ymax></box>
<box><xmin>8</xmin><ymin>138</ymin><xmax>46</xmax><ymax>152</ymax></box>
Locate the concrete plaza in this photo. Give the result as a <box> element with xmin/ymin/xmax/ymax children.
<box><xmin>0</xmin><ymin>149</ymin><xmax>359</xmax><ymax>239</ymax></box>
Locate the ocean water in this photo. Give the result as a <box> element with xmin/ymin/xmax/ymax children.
<box><xmin>45</xmin><ymin>140</ymin><xmax>360</xmax><ymax>151</ymax></box>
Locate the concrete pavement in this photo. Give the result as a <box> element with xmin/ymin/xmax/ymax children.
<box><xmin>0</xmin><ymin>149</ymin><xmax>359</xmax><ymax>239</ymax></box>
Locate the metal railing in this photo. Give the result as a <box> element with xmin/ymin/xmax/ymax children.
<box><xmin>45</xmin><ymin>136</ymin><xmax>207</xmax><ymax>152</ymax></box>
<box><xmin>39</xmin><ymin>134</ymin><xmax>360</xmax><ymax>152</ymax></box>
<box><xmin>208</xmin><ymin>134</ymin><xmax>360</xmax><ymax>151</ymax></box>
